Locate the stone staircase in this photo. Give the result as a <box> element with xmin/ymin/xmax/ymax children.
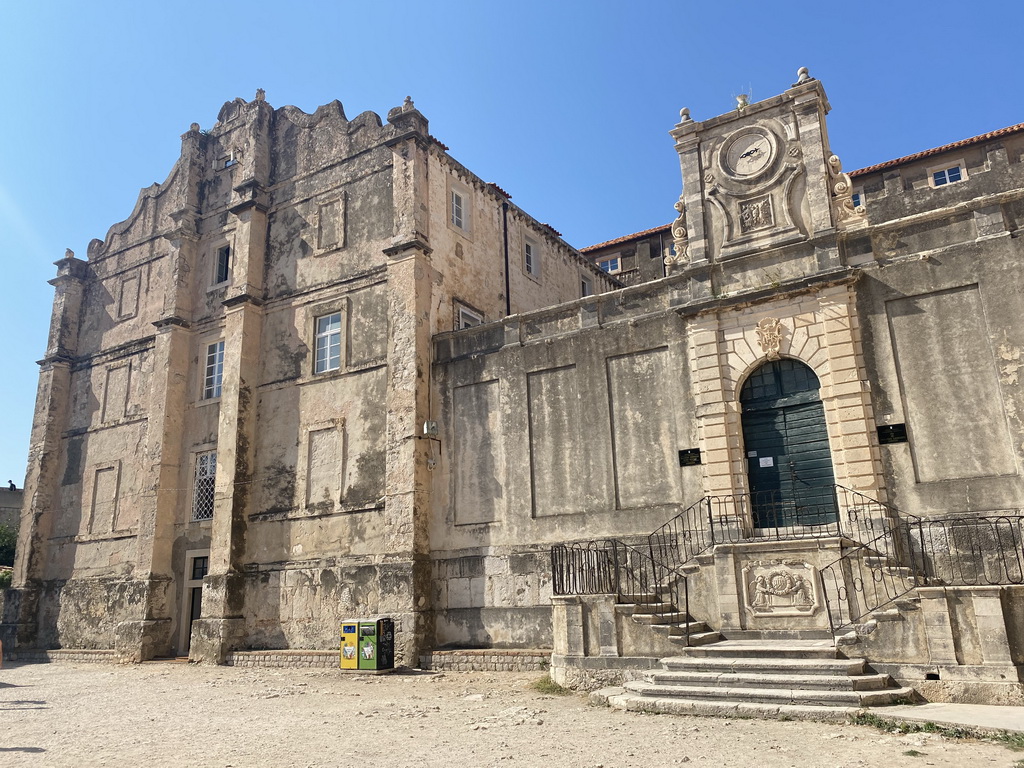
<box><xmin>617</xmin><ymin>588</ymin><xmax>722</xmax><ymax>648</ymax></box>
<box><xmin>597</xmin><ymin>640</ymin><xmax>917</xmax><ymax>721</ymax></box>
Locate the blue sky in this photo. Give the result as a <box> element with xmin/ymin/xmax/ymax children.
<box><xmin>0</xmin><ymin>0</ymin><xmax>1019</xmax><ymax>482</ymax></box>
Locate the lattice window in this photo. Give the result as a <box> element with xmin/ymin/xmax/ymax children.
<box><xmin>193</xmin><ymin>450</ymin><xmax>217</xmax><ymax>521</ymax></box>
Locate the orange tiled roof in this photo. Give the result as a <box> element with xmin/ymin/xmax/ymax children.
<box><xmin>580</xmin><ymin>223</ymin><xmax>671</xmax><ymax>253</ymax></box>
<box><xmin>850</xmin><ymin>122</ymin><xmax>1024</xmax><ymax>177</ymax></box>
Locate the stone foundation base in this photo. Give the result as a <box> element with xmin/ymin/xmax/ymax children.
<box><xmin>225</xmin><ymin>650</ymin><xmax>341</xmax><ymax>669</ymax></box>
<box><xmin>419</xmin><ymin>649</ymin><xmax>550</xmax><ymax>672</ymax></box>
<box><xmin>550</xmin><ymin>654</ymin><xmax>661</xmax><ymax>690</ymax></box>
<box><xmin>5</xmin><ymin>649</ymin><xmax>118</xmax><ymax>664</ymax></box>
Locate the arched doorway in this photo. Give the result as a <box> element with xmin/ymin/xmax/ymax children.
<box><xmin>740</xmin><ymin>359</ymin><xmax>837</xmax><ymax>529</ymax></box>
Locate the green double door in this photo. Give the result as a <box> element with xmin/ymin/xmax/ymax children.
<box><xmin>740</xmin><ymin>359</ymin><xmax>837</xmax><ymax>529</ymax></box>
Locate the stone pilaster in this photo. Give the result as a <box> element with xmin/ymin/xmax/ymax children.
<box><xmin>6</xmin><ymin>253</ymin><xmax>88</xmax><ymax>650</ymax></box>
<box><xmin>381</xmin><ymin>237</ymin><xmax>437</xmax><ymax>663</ymax></box>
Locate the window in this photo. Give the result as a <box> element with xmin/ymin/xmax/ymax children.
<box><xmin>192</xmin><ymin>451</ymin><xmax>217</xmax><ymax>522</ymax></box>
<box><xmin>314</xmin><ymin>313</ymin><xmax>342</xmax><ymax>373</ymax></box>
<box><xmin>598</xmin><ymin>257</ymin><xmax>621</xmax><ymax>274</ymax></box>
<box><xmin>932</xmin><ymin>165</ymin><xmax>964</xmax><ymax>187</ymax></box>
<box><xmin>451</xmin><ymin>190</ymin><xmax>465</xmax><ymax>229</ymax></box>
<box><xmin>580</xmin><ymin>274</ymin><xmax>594</xmax><ymax>298</ymax></box>
<box><xmin>203</xmin><ymin>341</ymin><xmax>225</xmax><ymax>399</ymax></box>
<box><xmin>215</xmin><ymin>246</ymin><xmax>231</xmax><ymax>285</ymax></box>
<box><xmin>850</xmin><ymin>192</ymin><xmax>864</xmax><ymax>210</ymax></box>
<box><xmin>524</xmin><ymin>240</ymin><xmax>540</xmax><ymax>278</ymax></box>
<box><xmin>456</xmin><ymin>306</ymin><xmax>483</xmax><ymax>330</ymax></box>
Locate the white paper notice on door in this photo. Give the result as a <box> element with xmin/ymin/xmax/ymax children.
<box><xmin>758</xmin><ymin>457</ymin><xmax>774</xmax><ymax>468</ymax></box>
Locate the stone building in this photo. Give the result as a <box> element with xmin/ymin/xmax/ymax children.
<box><xmin>3</xmin><ymin>91</ymin><xmax>613</xmax><ymax>663</ymax></box>
<box><xmin>0</xmin><ymin>485</ymin><xmax>22</xmax><ymax>531</ymax></box>
<box><xmin>434</xmin><ymin>71</ymin><xmax>1024</xmax><ymax>704</ymax></box>
<box><xmin>5</xmin><ymin>70</ymin><xmax>1024</xmax><ymax>705</ymax></box>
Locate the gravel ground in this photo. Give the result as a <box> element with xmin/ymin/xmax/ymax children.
<box><xmin>0</xmin><ymin>661</ymin><xmax>1019</xmax><ymax>767</ymax></box>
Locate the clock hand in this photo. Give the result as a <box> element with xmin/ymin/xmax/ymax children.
<box><xmin>739</xmin><ymin>147</ymin><xmax>762</xmax><ymax>158</ymax></box>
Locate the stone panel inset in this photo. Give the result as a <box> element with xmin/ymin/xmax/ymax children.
<box><xmin>888</xmin><ymin>286</ymin><xmax>1016</xmax><ymax>482</ymax></box>
<box><xmin>528</xmin><ymin>365</ymin><xmax>583</xmax><ymax>517</ymax></box>
<box><xmin>742</xmin><ymin>560</ymin><xmax>818</xmax><ymax>616</ymax></box>
<box><xmin>606</xmin><ymin>348</ymin><xmax>679</xmax><ymax>509</ymax></box>
<box><xmin>453</xmin><ymin>380</ymin><xmax>503</xmax><ymax>524</ymax></box>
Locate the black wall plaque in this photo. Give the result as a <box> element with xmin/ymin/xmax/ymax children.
<box><xmin>877</xmin><ymin>424</ymin><xmax>909</xmax><ymax>445</ymax></box>
<box><xmin>678</xmin><ymin>449</ymin><xmax>702</xmax><ymax>466</ymax></box>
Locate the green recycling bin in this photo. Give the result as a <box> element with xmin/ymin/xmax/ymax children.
<box><xmin>357</xmin><ymin>618</ymin><xmax>395</xmax><ymax>670</ymax></box>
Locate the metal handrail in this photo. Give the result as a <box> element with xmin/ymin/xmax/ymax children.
<box><xmin>551</xmin><ymin>539</ymin><xmax>693</xmax><ymax>646</ymax></box>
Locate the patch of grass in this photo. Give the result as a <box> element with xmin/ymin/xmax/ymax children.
<box><xmin>903</xmin><ymin>749</ymin><xmax>925</xmax><ymax>757</ymax></box>
<box><xmin>530</xmin><ymin>674</ymin><xmax>572</xmax><ymax>696</ymax></box>
<box><xmin>850</xmin><ymin>712</ymin><xmax>1024</xmax><ymax>751</ymax></box>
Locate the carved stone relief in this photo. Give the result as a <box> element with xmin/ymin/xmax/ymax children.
<box><xmin>755</xmin><ymin>317</ymin><xmax>783</xmax><ymax>360</ymax></box>
<box><xmin>739</xmin><ymin>195</ymin><xmax>774</xmax><ymax>233</ymax></box>
<box><xmin>828</xmin><ymin>154</ymin><xmax>866</xmax><ymax>226</ymax></box>
<box><xmin>665</xmin><ymin>194</ymin><xmax>690</xmax><ymax>274</ymax></box>
<box><xmin>742</xmin><ymin>559</ymin><xmax>819</xmax><ymax>616</ymax></box>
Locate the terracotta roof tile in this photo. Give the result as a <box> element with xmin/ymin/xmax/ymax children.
<box><xmin>580</xmin><ymin>223</ymin><xmax>671</xmax><ymax>253</ymax></box>
<box><xmin>850</xmin><ymin>122</ymin><xmax>1024</xmax><ymax>178</ymax></box>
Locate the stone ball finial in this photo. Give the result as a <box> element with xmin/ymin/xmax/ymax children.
<box><xmin>796</xmin><ymin>67</ymin><xmax>810</xmax><ymax>84</ymax></box>
<box><xmin>190</xmin><ymin>122</ymin><xmax>200</xmax><ymax>132</ymax></box>
<box><xmin>255</xmin><ymin>88</ymin><xmax>266</xmax><ymax>102</ymax></box>
<box><xmin>736</xmin><ymin>94</ymin><xmax>749</xmax><ymax>110</ymax></box>
<box><xmin>679</xmin><ymin>107</ymin><xmax>691</xmax><ymax>122</ymax></box>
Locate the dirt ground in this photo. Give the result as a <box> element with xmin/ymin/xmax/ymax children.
<box><xmin>0</xmin><ymin>661</ymin><xmax>1020</xmax><ymax>768</ymax></box>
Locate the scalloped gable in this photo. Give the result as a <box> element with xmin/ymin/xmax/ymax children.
<box><xmin>86</xmin><ymin>159</ymin><xmax>184</xmax><ymax>261</ymax></box>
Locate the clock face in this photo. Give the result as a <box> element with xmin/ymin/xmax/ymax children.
<box><xmin>725</xmin><ymin>132</ymin><xmax>774</xmax><ymax>177</ymax></box>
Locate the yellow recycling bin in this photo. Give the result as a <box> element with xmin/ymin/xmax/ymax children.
<box><xmin>340</xmin><ymin>620</ymin><xmax>359</xmax><ymax>669</ymax></box>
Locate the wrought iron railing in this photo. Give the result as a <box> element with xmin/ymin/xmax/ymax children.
<box><xmin>820</xmin><ymin>511</ymin><xmax>1024</xmax><ymax>630</ymax></box>
<box><xmin>551</xmin><ymin>539</ymin><xmax>693</xmax><ymax>645</ymax></box>
<box><xmin>552</xmin><ymin>484</ymin><xmax>1024</xmax><ymax>636</ymax></box>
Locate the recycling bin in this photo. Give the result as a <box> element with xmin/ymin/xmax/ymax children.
<box><xmin>340</xmin><ymin>620</ymin><xmax>359</xmax><ymax>669</ymax></box>
<box><xmin>357</xmin><ymin>618</ymin><xmax>395</xmax><ymax>670</ymax></box>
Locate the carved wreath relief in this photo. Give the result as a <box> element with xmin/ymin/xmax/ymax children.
<box><xmin>739</xmin><ymin>195</ymin><xmax>774</xmax><ymax>233</ymax></box>
<box><xmin>755</xmin><ymin>317</ymin><xmax>783</xmax><ymax>360</ymax></box>
<box><xmin>743</xmin><ymin>560</ymin><xmax>819</xmax><ymax>616</ymax></box>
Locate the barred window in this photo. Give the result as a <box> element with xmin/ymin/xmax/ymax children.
<box><xmin>203</xmin><ymin>340</ymin><xmax>225</xmax><ymax>399</ymax></box>
<box><xmin>193</xmin><ymin>450</ymin><xmax>216</xmax><ymax>521</ymax></box>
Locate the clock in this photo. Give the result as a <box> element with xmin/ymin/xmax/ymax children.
<box><xmin>723</xmin><ymin>131</ymin><xmax>775</xmax><ymax>178</ymax></box>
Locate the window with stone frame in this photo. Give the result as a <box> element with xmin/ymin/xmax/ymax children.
<box><xmin>524</xmin><ymin>239</ymin><xmax>540</xmax><ymax>279</ymax></box>
<box><xmin>203</xmin><ymin>340</ymin><xmax>225</xmax><ymax>399</ymax></box>
<box><xmin>214</xmin><ymin>245</ymin><xmax>231</xmax><ymax>285</ymax></box>
<box><xmin>192</xmin><ymin>450</ymin><xmax>217</xmax><ymax>522</ymax></box>
<box><xmin>314</xmin><ymin>312</ymin><xmax>342</xmax><ymax>373</ymax></box>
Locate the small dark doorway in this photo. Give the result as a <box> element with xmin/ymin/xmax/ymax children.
<box><xmin>180</xmin><ymin>553</ymin><xmax>209</xmax><ymax>655</ymax></box>
<box><xmin>740</xmin><ymin>359</ymin><xmax>837</xmax><ymax>528</ymax></box>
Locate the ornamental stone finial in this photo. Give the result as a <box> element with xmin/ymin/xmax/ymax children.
<box><xmin>796</xmin><ymin>67</ymin><xmax>811</xmax><ymax>84</ymax></box>
<box><xmin>403</xmin><ymin>95</ymin><xmax>414</xmax><ymax>111</ymax></box>
<box><xmin>65</xmin><ymin>248</ymin><xmax>75</xmax><ymax>260</ymax></box>
<box><xmin>189</xmin><ymin>122</ymin><xmax>200</xmax><ymax>132</ymax></box>
<box><xmin>736</xmin><ymin>94</ymin><xmax>749</xmax><ymax>111</ymax></box>
<box><xmin>679</xmin><ymin>107</ymin><xmax>691</xmax><ymax>122</ymax></box>
<box><xmin>255</xmin><ymin>88</ymin><xmax>266</xmax><ymax>102</ymax></box>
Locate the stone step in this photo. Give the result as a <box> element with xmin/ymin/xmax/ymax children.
<box><xmin>668</xmin><ymin>630</ymin><xmax>722</xmax><ymax>647</ymax></box>
<box><xmin>669</xmin><ymin>642</ymin><xmax>841</xmax><ymax>660</ymax></box>
<box><xmin>624</xmin><ymin>680</ymin><xmax>914</xmax><ymax>708</ymax></box>
<box><xmin>651</xmin><ymin>621</ymin><xmax>710</xmax><ymax>637</ymax></box>
<box><xmin>604</xmin><ymin>691</ymin><xmax>858</xmax><ymax>722</ymax></box>
<box><xmin>618</xmin><ymin>592</ymin><xmax>659</xmax><ymax>604</ymax></box>
<box><xmin>630</xmin><ymin>610</ymin><xmax>689</xmax><ymax>625</ymax></box>
<box><xmin>661</xmin><ymin>656</ymin><xmax>867</xmax><ymax>676</ymax></box>
<box><xmin>647</xmin><ymin>670</ymin><xmax>892</xmax><ymax>692</ymax></box>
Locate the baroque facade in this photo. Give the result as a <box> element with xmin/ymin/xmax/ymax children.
<box><xmin>5</xmin><ymin>71</ymin><xmax>1024</xmax><ymax>703</ymax></box>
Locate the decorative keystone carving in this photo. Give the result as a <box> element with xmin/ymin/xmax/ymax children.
<box><xmin>743</xmin><ymin>560</ymin><xmax>819</xmax><ymax>616</ymax></box>
<box><xmin>828</xmin><ymin>154</ymin><xmax>865</xmax><ymax>225</ymax></box>
<box><xmin>665</xmin><ymin>194</ymin><xmax>690</xmax><ymax>274</ymax></box>
<box><xmin>755</xmin><ymin>317</ymin><xmax>783</xmax><ymax>360</ymax></box>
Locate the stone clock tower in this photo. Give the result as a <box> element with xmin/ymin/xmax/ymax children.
<box><xmin>667</xmin><ymin>68</ymin><xmax>861</xmax><ymax>292</ymax></box>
